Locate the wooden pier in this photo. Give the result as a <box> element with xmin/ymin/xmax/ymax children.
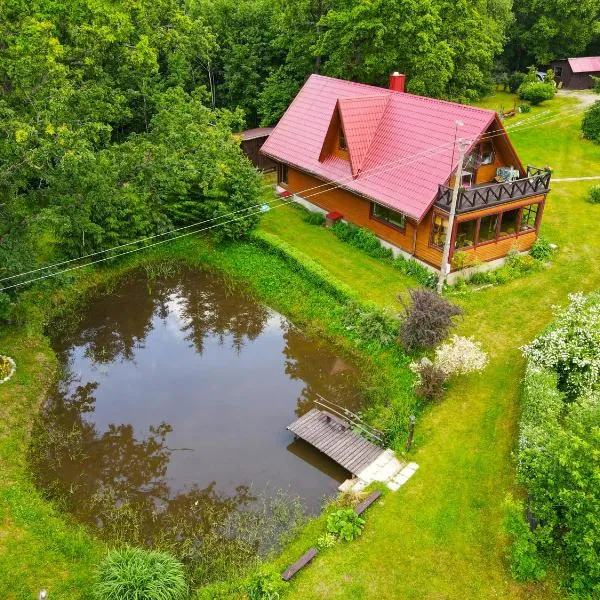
<box><xmin>287</xmin><ymin>408</ymin><xmax>385</xmax><ymax>476</ymax></box>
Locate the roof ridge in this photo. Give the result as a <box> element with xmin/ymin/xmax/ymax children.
<box><xmin>355</xmin><ymin>96</ymin><xmax>394</xmax><ymax>176</ymax></box>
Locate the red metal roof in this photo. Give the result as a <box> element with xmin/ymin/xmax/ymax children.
<box><xmin>568</xmin><ymin>56</ymin><xmax>600</xmax><ymax>73</ymax></box>
<box><xmin>261</xmin><ymin>74</ymin><xmax>497</xmax><ymax>221</ymax></box>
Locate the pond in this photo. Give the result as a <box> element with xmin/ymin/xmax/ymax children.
<box><xmin>30</xmin><ymin>267</ymin><xmax>363</xmax><ymax>561</ymax></box>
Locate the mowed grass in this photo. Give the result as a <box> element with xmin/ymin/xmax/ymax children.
<box><xmin>262</xmin><ymin>94</ymin><xmax>600</xmax><ymax>599</ymax></box>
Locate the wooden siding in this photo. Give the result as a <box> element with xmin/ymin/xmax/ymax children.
<box><xmin>551</xmin><ymin>60</ymin><xmax>599</xmax><ymax>89</ymax></box>
<box><xmin>240</xmin><ymin>136</ymin><xmax>276</xmax><ymax>171</ymax></box>
<box><xmin>415</xmin><ymin>214</ymin><xmax>443</xmax><ymax>268</ymax></box>
<box><xmin>286</xmin><ymin>167</ymin><xmax>416</xmax><ymax>254</ymax></box>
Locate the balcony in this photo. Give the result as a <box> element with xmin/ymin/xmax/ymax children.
<box><xmin>435</xmin><ymin>166</ymin><xmax>551</xmax><ymax>215</ymax></box>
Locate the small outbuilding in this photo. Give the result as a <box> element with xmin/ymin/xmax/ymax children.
<box><xmin>550</xmin><ymin>57</ymin><xmax>600</xmax><ymax>89</ymax></box>
<box><xmin>237</xmin><ymin>127</ymin><xmax>276</xmax><ymax>172</ymax></box>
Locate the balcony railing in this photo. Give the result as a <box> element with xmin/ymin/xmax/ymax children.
<box><xmin>435</xmin><ymin>166</ymin><xmax>551</xmax><ymax>214</ymax></box>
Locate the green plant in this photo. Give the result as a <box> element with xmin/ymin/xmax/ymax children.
<box><xmin>316</xmin><ymin>532</ymin><xmax>338</xmax><ymax>550</ymax></box>
<box><xmin>399</xmin><ymin>288</ymin><xmax>462</xmax><ymax>352</ymax></box>
<box><xmin>591</xmin><ymin>75</ymin><xmax>600</xmax><ymax>94</ymax></box>
<box><xmin>508</xmin><ymin>71</ymin><xmax>526</xmax><ymax>93</ymax></box>
<box><xmin>302</xmin><ymin>210</ymin><xmax>326</xmax><ymax>226</ymax></box>
<box><xmin>331</xmin><ymin>221</ymin><xmax>393</xmax><ymax>260</ymax></box>
<box><xmin>411</xmin><ymin>358</ymin><xmax>448</xmax><ymax>403</ymax></box>
<box><xmin>582</xmin><ymin>101</ymin><xmax>600</xmax><ymax>143</ymax></box>
<box><xmin>588</xmin><ymin>184</ymin><xmax>600</xmax><ymax>204</ymax></box>
<box><xmin>529</xmin><ymin>236</ymin><xmax>554</xmax><ymax>262</ymax></box>
<box><xmin>519</xmin><ymin>104</ymin><xmax>531</xmax><ymax>113</ymax></box>
<box><xmin>503</xmin><ymin>495</ymin><xmax>546</xmax><ymax>581</ymax></box>
<box><xmin>93</xmin><ymin>547</ymin><xmax>187</xmax><ymax>600</ymax></box>
<box><xmin>518</xmin><ymin>82</ymin><xmax>555</xmax><ymax>105</ymax></box>
<box><xmin>246</xmin><ymin>565</ymin><xmax>288</xmax><ymax>600</ymax></box>
<box><xmin>393</xmin><ymin>255</ymin><xmax>437</xmax><ymax>288</ymax></box>
<box><xmin>326</xmin><ymin>508</ymin><xmax>365</xmax><ymax>542</ymax></box>
<box><xmin>343</xmin><ymin>300</ymin><xmax>399</xmax><ymax>346</ymax></box>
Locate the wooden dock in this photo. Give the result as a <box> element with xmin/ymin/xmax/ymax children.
<box><xmin>287</xmin><ymin>408</ymin><xmax>385</xmax><ymax>476</ymax></box>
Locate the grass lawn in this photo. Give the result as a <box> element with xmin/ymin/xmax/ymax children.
<box><xmin>258</xmin><ymin>92</ymin><xmax>600</xmax><ymax>598</ymax></box>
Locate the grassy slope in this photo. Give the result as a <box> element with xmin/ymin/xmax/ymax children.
<box><xmin>260</xmin><ymin>91</ymin><xmax>600</xmax><ymax>599</ymax></box>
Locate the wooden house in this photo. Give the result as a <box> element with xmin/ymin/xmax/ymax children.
<box><xmin>261</xmin><ymin>73</ymin><xmax>551</xmax><ymax>273</ymax></box>
<box><xmin>551</xmin><ymin>57</ymin><xmax>600</xmax><ymax>89</ymax></box>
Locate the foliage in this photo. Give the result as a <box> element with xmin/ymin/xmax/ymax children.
<box><xmin>519</xmin><ymin>104</ymin><xmax>531</xmax><ymax>113</ymax></box>
<box><xmin>593</xmin><ymin>76</ymin><xmax>600</xmax><ymax>94</ymax></box>
<box><xmin>503</xmin><ymin>495</ymin><xmax>546</xmax><ymax>581</ymax></box>
<box><xmin>518</xmin><ymin>82</ymin><xmax>555</xmax><ymax>105</ymax></box>
<box><xmin>522</xmin><ymin>292</ymin><xmax>600</xmax><ymax>399</ymax></box>
<box><xmin>433</xmin><ymin>335</ymin><xmax>488</xmax><ymax>376</ymax></box>
<box><xmin>515</xmin><ymin>363</ymin><xmax>600</xmax><ymax>596</ymax></box>
<box><xmin>246</xmin><ymin>565</ymin><xmax>288</xmax><ymax>600</ymax></box>
<box><xmin>398</xmin><ymin>289</ymin><xmax>462</xmax><ymax>352</ymax></box>
<box><xmin>316</xmin><ymin>532</ymin><xmax>338</xmax><ymax>550</ymax></box>
<box><xmin>93</xmin><ymin>547</ymin><xmax>187</xmax><ymax>600</ymax></box>
<box><xmin>326</xmin><ymin>508</ymin><xmax>365</xmax><ymax>542</ymax></box>
<box><xmin>466</xmin><ymin>251</ymin><xmax>543</xmax><ymax>287</ymax></box>
<box><xmin>0</xmin><ymin>356</ymin><xmax>15</xmax><ymax>382</ymax></box>
<box><xmin>393</xmin><ymin>256</ymin><xmax>438</xmax><ymax>289</ymax></box>
<box><xmin>588</xmin><ymin>184</ymin><xmax>600</xmax><ymax>204</ymax></box>
<box><xmin>529</xmin><ymin>236</ymin><xmax>554</xmax><ymax>262</ymax></box>
<box><xmin>331</xmin><ymin>221</ymin><xmax>393</xmax><ymax>260</ymax></box>
<box><xmin>410</xmin><ymin>358</ymin><xmax>448</xmax><ymax>403</ymax></box>
<box><xmin>302</xmin><ymin>210</ymin><xmax>326</xmax><ymax>226</ymax></box>
<box><xmin>582</xmin><ymin>101</ymin><xmax>600</xmax><ymax>144</ymax></box>
<box><xmin>343</xmin><ymin>301</ymin><xmax>399</xmax><ymax>346</ymax></box>
<box><xmin>508</xmin><ymin>72</ymin><xmax>526</xmax><ymax>93</ymax></box>
<box><xmin>196</xmin><ymin>580</ymin><xmax>245</xmax><ymax>600</ymax></box>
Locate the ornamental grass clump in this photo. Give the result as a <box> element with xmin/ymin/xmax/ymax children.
<box><xmin>93</xmin><ymin>547</ymin><xmax>187</xmax><ymax>600</ymax></box>
<box><xmin>433</xmin><ymin>335</ymin><xmax>488</xmax><ymax>376</ymax></box>
<box><xmin>399</xmin><ymin>289</ymin><xmax>462</xmax><ymax>352</ymax></box>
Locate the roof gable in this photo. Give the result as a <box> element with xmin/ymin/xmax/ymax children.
<box><xmin>337</xmin><ymin>95</ymin><xmax>391</xmax><ymax>177</ymax></box>
<box><xmin>261</xmin><ymin>74</ymin><xmax>498</xmax><ymax>221</ymax></box>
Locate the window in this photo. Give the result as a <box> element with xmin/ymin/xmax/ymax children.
<box><xmin>277</xmin><ymin>163</ymin><xmax>288</xmax><ymax>185</ymax></box>
<box><xmin>554</xmin><ymin>66</ymin><xmax>563</xmax><ymax>77</ymax></box>
<box><xmin>339</xmin><ymin>128</ymin><xmax>347</xmax><ymax>151</ymax></box>
<box><xmin>478</xmin><ymin>214</ymin><xmax>498</xmax><ymax>243</ymax></box>
<box><xmin>372</xmin><ymin>204</ymin><xmax>405</xmax><ymax>230</ymax></box>
<box><xmin>431</xmin><ymin>213</ymin><xmax>449</xmax><ymax>247</ymax></box>
<box><xmin>520</xmin><ymin>203</ymin><xmax>539</xmax><ymax>231</ymax></box>
<box><xmin>455</xmin><ymin>219</ymin><xmax>477</xmax><ymax>249</ymax></box>
<box><xmin>498</xmin><ymin>208</ymin><xmax>519</xmax><ymax>237</ymax></box>
<box><xmin>479</xmin><ymin>142</ymin><xmax>495</xmax><ymax>165</ymax></box>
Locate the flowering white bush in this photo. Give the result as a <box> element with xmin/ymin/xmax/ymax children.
<box><xmin>433</xmin><ymin>335</ymin><xmax>488</xmax><ymax>376</ymax></box>
<box><xmin>522</xmin><ymin>292</ymin><xmax>600</xmax><ymax>399</ymax></box>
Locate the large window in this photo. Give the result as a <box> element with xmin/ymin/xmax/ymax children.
<box><xmin>455</xmin><ymin>219</ymin><xmax>477</xmax><ymax>249</ymax></box>
<box><xmin>520</xmin><ymin>203</ymin><xmax>539</xmax><ymax>231</ymax></box>
<box><xmin>372</xmin><ymin>204</ymin><xmax>405</xmax><ymax>230</ymax></box>
<box><xmin>498</xmin><ymin>208</ymin><xmax>520</xmax><ymax>237</ymax></box>
<box><xmin>478</xmin><ymin>214</ymin><xmax>498</xmax><ymax>243</ymax></box>
<box><xmin>431</xmin><ymin>213</ymin><xmax>449</xmax><ymax>247</ymax></box>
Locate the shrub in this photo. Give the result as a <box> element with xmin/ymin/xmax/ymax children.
<box><xmin>93</xmin><ymin>547</ymin><xmax>187</xmax><ymax>600</ymax></box>
<box><xmin>302</xmin><ymin>210</ymin><xmax>325</xmax><ymax>226</ymax></box>
<box><xmin>518</xmin><ymin>104</ymin><xmax>531</xmax><ymax>113</ymax></box>
<box><xmin>504</xmin><ymin>495</ymin><xmax>546</xmax><ymax>581</ymax></box>
<box><xmin>433</xmin><ymin>335</ymin><xmax>488</xmax><ymax>376</ymax></box>
<box><xmin>582</xmin><ymin>101</ymin><xmax>600</xmax><ymax>143</ymax></box>
<box><xmin>592</xmin><ymin>75</ymin><xmax>600</xmax><ymax>94</ymax></box>
<box><xmin>246</xmin><ymin>565</ymin><xmax>287</xmax><ymax>600</ymax></box>
<box><xmin>393</xmin><ymin>255</ymin><xmax>437</xmax><ymax>288</ymax></box>
<box><xmin>588</xmin><ymin>184</ymin><xmax>600</xmax><ymax>204</ymax></box>
<box><xmin>316</xmin><ymin>532</ymin><xmax>338</xmax><ymax>550</ymax></box>
<box><xmin>326</xmin><ymin>508</ymin><xmax>365</xmax><ymax>542</ymax></box>
<box><xmin>399</xmin><ymin>289</ymin><xmax>462</xmax><ymax>352</ymax></box>
<box><xmin>331</xmin><ymin>221</ymin><xmax>393</xmax><ymax>259</ymax></box>
<box><xmin>522</xmin><ymin>292</ymin><xmax>600</xmax><ymax>399</ymax></box>
<box><xmin>508</xmin><ymin>71</ymin><xmax>526</xmax><ymax>93</ymax></box>
<box><xmin>518</xmin><ymin>82</ymin><xmax>555</xmax><ymax>105</ymax></box>
<box><xmin>343</xmin><ymin>300</ymin><xmax>399</xmax><ymax>346</ymax></box>
<box><xmin>529</xmin><ymin>236</ymin><xmax>554</xmax><ymax>262</ymax></box>
<box><xmin>411</xmin><ymin>358</ymin><xmax>448</xmax><ymax>403</ymax></box>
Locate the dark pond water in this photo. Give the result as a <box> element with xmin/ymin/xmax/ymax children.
<box><xmin>31</xmin><ymin>268</ymin><xmax>363</xmax><ymax>548</ymax></box>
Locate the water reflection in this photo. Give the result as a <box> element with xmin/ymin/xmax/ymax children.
<box><xmin>30</xmin><ymin>268</ymin><xmax>362</xmax><ymax>566</ymax></box>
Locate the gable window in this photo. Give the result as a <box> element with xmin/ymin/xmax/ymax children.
<box><xmin>277</xmin><ymin>162</ymin><xmax>288</xmax><ymax>185</ymax></box>
<box><xmin>338</xmin><ymin>128</ymin><xmax>347</xmax><ymax>151</ymax></box>
<box><xmin>431</xmin><ymin>213</ymin><xmax>449</xmax><ymax>248</ymax></box>
<box><xmin>372</xmin><ymin>204</ymin><xmax>405</xmax><ymax>230</ymax></box>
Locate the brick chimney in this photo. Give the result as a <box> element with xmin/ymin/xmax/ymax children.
<box><xmin>389</xmin><ymin>72</ymin><xmax>405</xmax><ymax>93</ymax></box>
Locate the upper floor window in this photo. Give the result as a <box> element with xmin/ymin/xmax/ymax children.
<box><xmin>338</xmin><ymin>128</ymin><xmax>347</xmax><ymax>151</ymax></box>
<box><xmin>372</xmin><ymin>203</ymin><xmax>405</xmax><ymax>230</ymax></box>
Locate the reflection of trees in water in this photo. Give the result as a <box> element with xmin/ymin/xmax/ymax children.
<box><xmin>29</xmin><ymin>373</ymin><xmax>304</xmax><ymax>586</ymax></box>
<box><xmin>52</xmin><ymin>268</ymin><xmax>270</xmax><ymax>364</ymax></box>
<box><xmin>281</xmin><ymin>323</ymin><xmax>363</xmax><ymax>417</ymax></box>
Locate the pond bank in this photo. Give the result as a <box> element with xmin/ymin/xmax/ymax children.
<box><xmin>0</xmin><ymin>234</ymin><xmax>417</xmax><ymax>598</ymax></box>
